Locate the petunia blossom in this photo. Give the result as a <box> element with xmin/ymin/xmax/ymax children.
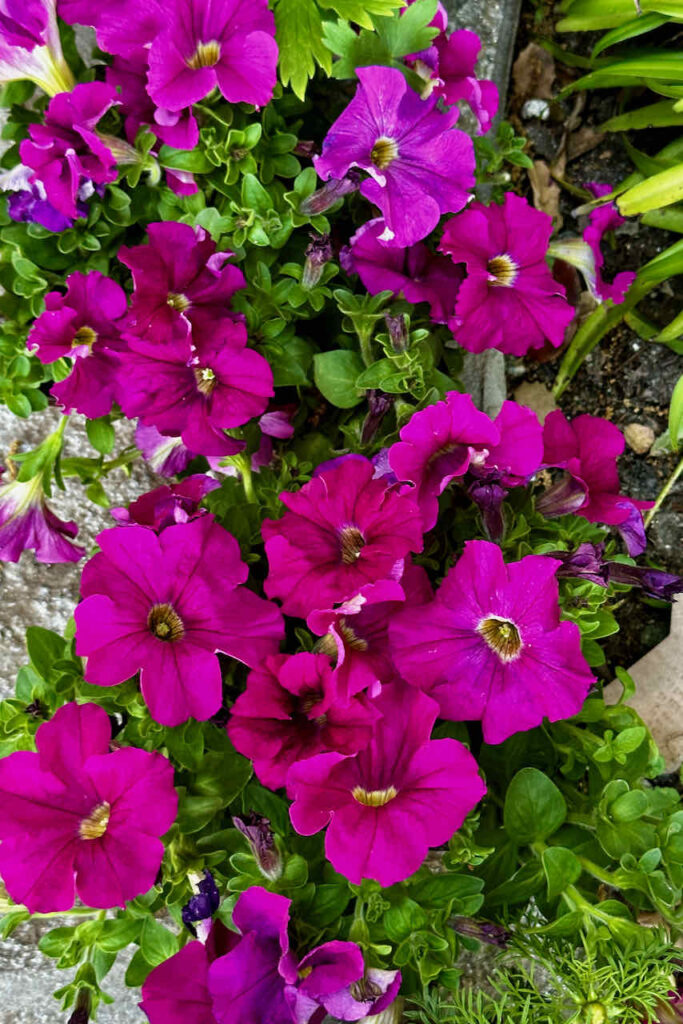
<box><xmin>288</xmin><ymin>681</ymin><xmax>486</xmax><ymax>886</ymax></box>
<box><xmin>20</xmin><ymin>82</ymin><xmax>120</xmax><ymax>219</ymax></box>
<box><xmin>106</xmin><ymin>50</ymin><xmax>198</xmax><ymax>151</ymax></box>
<box><xmin>58</xmin><ymin>0</ymin><xmax>164</xmax><ymax>57</ymax></box>
<box><xmin>388</xmin><ymin>390</ymin><xmax>500</xmax><ymax>530</ymax></box>
<box><xmin>0</xmin><ymin>702</ymin><xmax>177</xmax><ymax>912</ymax></box>
<box><xmin>228</xmin><ymin>652</ymin><xmax>381</xmax><ymax>790</ymax></box>
<box><xmin>118</xmin><ymin>221</ymin><xmax>246</xmax><ymax>339</ymax></box>
<box><xmin>0</xmin><ymin>0</ymin><xmax>74</xmax><ymax>96</ymax></box>
<box><xmin>432</xmin><ymin>30</ymin><xmax>499</xmax><ymax>134</ymax></box>
<box><xmin>315</xmin><ymin>65</ymin><xmax>474</xmax><ymax>248</ymax></box>
<box><xmin>389</xmin><ymin>540</ymin><xmax>594</xmax><ymax>744</ymax></box>
<box><xmin>344</xmin><ymin>217</ymin><xmax>463</xmax><ymax>323</ymax></box>
<box><xmin>118</xmin><ymin>319</ymin><xmax>273</xmax><ymax>458</ymax></box>
<box><xmin>439</xmin><ymin>192</ymin><xmax>574</xmax><ymax>356</ymax></box>
<box><xmin>538</xmin><ymin>411</ymin><xmax>652</xmax><ymax>555</ymax></box>
<box><xmin>27</xmin><ymin>270</ymin><xmax>128</xmax><ymax>418</ymax></box>
<box><xmin>140</xmin><ymin>938</ymin><xmax>220</xmax><ymax>1024</ymax></box>
<box><xmin>147</xmin><ymin>0</ymin><xmax>278</xmax><ymax>113</ymax></box>
<box><xmin>135</xmin><ymin>423</ymin><xmax>196</xmax><ymax>478</ymax></box>
<box><xmin>262</xmin><ymin>454</ymin><xmax>424</xmax><ymax>620</ymax></box>
<box><xmin>74</xmin><ymin>516</ymin><xmax>284</xmax><ymax>726</ymax></box>
<box><xmin>0</xmin><ymin>472</ymin><xmax>84</xmax><ymax>563</ymax></box>
<box><xmin>110</xmin><ymin>475</ymin><xmax>219</xmax><ymax>531</ymax></box>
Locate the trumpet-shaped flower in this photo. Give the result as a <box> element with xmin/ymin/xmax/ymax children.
<box><xmin>288</xmin><ymin>682</ymin><xmax>486</xmax><ymax>886</ymax></box>
<box><xmin>74</xmin><ymin>516</ymin><xmax>284</xmax><ymax>726</ymax></box>
<box><xmin>0</xmin><ymin>702</ymin><xmax>177</xmax><ymax>912</ymax></box>
<box><xmin>389</xmin><ymin>541</ymin><xmax>594</xmax><ymax>744</ymax></box>
<box><xmin>58</xmin><ymin>0</ymin><xmax>164</xmax><ymax>57</ymax></box>
<box><xmin>0</xmin><ymin>0</ymin><xmax>73</xmax><ymax>95</ymax></box>
<box><xmin>111</xmin><ymin>475</ymin><xmax>219</xmax><ymax>531</ymax></box>
<box><xmin>315</xmin><ymin>65</ymin><xmax>474</xmax><ymax>248</ymax></box>
<box><xmin>0</xmin><ymin>472</ymin><xmax>84</xmax><ymax>563</ymax></box>
<box><xmin>263</xmin><ymin>455</ymin><xmax>424</xmax><ymax>620</ymax></box>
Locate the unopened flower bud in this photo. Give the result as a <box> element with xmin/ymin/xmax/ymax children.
<box><xmin>384</xmin><ymin>313</ymin><xmax>408</xmax><ymax>353</ymax></box>
<box><xmin>299</xmin><ymin>170</ymin><xmax>361</xmax><ymax>215</ymax></box>
<box><xmin>302</xmin><ymin>233</ymin><xmax>333</xmax><ymax>289</ymax></box>
<box><xmin>233</xmin><ymin>813</ymin><xmax>282</xmax><ymax>880</ymax></box>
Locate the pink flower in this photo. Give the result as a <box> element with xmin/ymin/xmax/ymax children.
<box><xmin>262</xmin><ymin>455</ymin><xmax>424</xmax><ymax>620</ymax></box>
<box><xmin>106</xmin><ymin>49</ymin><xmax>198</xmax><ymax>150</ymax></box>
<box><xmin>315</xmin><ymin>65</ymin><xmax>474</xmax><ymax>247</ymax></box>
<box><xmin>27</xmin><ymin>270</ymin><xmax>128</xmax><ymax>417</ymax></box>
<box><xmin>0</xmin><ymin>473</ymin><xmax>84</xmax><ymax>563</ymax></box>
<box><xmin>141</xmin><ymin>939</ymin><xmax>218</xmax><ymax>1024</ymax></box>
<box><xmin>439</xmin><ymin>192</ymin><xmax>574</xmax><ymax>356</ymax></box>
<box><xmin>389</xmin><ymin>541</ymin><xmax>594</xmax><ymax>744</ymax></box>
<box><xmin>482</xmin><ymin>401</ymin><xmax>544</xmax><ymax>483</ymax></box>
<box><xmin>228</xmin><ymin>652</ymin><xmax>380</xmax><ymax>790</ymax></box>
<box><xmin>111</xmin><ymin>475</ymin><xmax>219</xmax><ymax>531</ymax></box>
<box><xmin>388</xmin><ymin>391</ymin><xmax>500</xmax><ymax>530</ymax></box>
<box><xmin>307</xmin><ymin>566</ymin><xmax>433</xmax><ymax>700</ymax></box>
<box><xmin>0</xmin><ymin>702</ymin><xmax>177</xmax><ymax>912</ymax></box>
<box><xmin>583</xmin><ymin>182</ymin><xmax>636</xmax><ymax>303</ymax></box>
<box><xmin>20</xmin><ymin>82</ymin><xmax>119</xmax><ymax>218</ymax></box>
<box><xmin>344</xmin><ymin>218</ymin><xmax>463</xmax><ymax>324</ymax></box>
<box><xmin>135</xmin><ymin>423</ymin><xmax>195</xmax><ymax>478</ymax></box>
<box><xmin>147</xmin><ymin>0</ymin><xmax>278</xmax><ymax>112</ymax></box>
<box><xmin>74</xmin><ymin>516</ymin><xmax>284</xmax><ymax>726</ymax></box>
<box><xmin>58</xmin><ymin>0</ymin><xmax>164</xmax><ymax>57</ymax></box>
<box><xmin>538</xmin><ymin>411</ymin><xmax>652</xmax><ymax>555</ymax></box>
<box><xmin>288</xmin><ymin>681</ymin><xmax>486</xmax><ymax>886</ymax></box>
<box><xmin>118</xmin><ymin>319</ymin><xmax>273</xmax><ymax>458</ymax></box>
<box><xmin>433</xmin><ymin>31</ymin><xmax>499</xmax><ymax>134</ymax></box>
<box><xmin>118</xmin><ymin>221</ymin><xmax>246</xmax><ymax>339</ymax></box>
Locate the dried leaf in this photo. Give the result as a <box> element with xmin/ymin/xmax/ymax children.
<box><xmin>528</xmin><ymin>159</ymin><xmax>562</xmax><ymax>229</ymax></box>
<box><xmin>512</xmin><ymin>43</ymin><xmax>556</xmax><ymax>104</ymax></box>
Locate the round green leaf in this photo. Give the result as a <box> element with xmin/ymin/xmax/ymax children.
<box><xmin>503</xmin><ymin>768</ymin><xmax>567</xmax><ymax>844</ymax></box>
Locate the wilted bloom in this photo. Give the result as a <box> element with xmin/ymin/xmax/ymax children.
<box><xmin>288</xmin><ymin>682</ymin><xmax>486</xmax><ymax>886</ymax></box>
<box><xmin>388</xmin><ymin>391</ymin><xmax>500</xmax><ymax>530</ymax></box>
<box><xmin>59</xmin><ymin>0</ymin><xmax>164</xmax><ymax>57</ymax></box>
<box><xmin>263</xmin><ymin>454</ymin><xmax>424</xmax><ymax>620</ymax></box>
<box><xmin>0</xmin><ymin>472</ymin><xmax>84</xmax><ymax>563</ymax></box>
<box><xmin>553</xmin><ymin>543</ymin><xmax>683</xmax><ymax>600</ymax></box>
<box><xmin>361</xmin><ymin>390</ymin><xmax>395</xmax><ymax>445</ymax></box>
<box><xmin>551</xmin><ymin>543</ymin><xmax>609</xmax><ymax>587</ymax></box>
<box><xmin>302</xmin><ymin>233</ymin><xmax>333</xmax><ymax>289</ymax></box>
<box><xmin>228</xmin><ymin>652</ymin><xmax>380</xmax><ymax>790</ymax></box>
<box><xmin>147</xmin><ymin>0</ymin><xmax>278</xmax><ymax>112</ymax></box>
<box><xmin>182</xmin><ymin>869</ymin><xmax>220</xmax><ymax>933</ymax></box>
<box><xmin>0</xmin><ymin>0</ymin><xmax>73</xmax><ymax>95</ymax></box>
<box><xmin>286</xmin><ymin>952</ymin><xmax>401</xmax><ymax>1023</ymax></box>
<box><xmin>111</xmin><ymin>475</ymin><xmax>219</xmax><ymax>531</ymax></box>
<box><xmin>439</xmin><ymin>192</ymin><xmax>574</xmax><ymax>356</ymax></box>
<box><xmin>233</xmin><ymin>814</ymin><xmax>281</xmax><ymax>880</ymax></box>
<box><xmin>0</xmin><ymin>702</ymin><xmax>177</xmax><ymax>911</ymax></box>
<box><xmin>75</xmin><ymin>516</ymin><xmax>283</xmax><ymax>726</ymax></box>
<box><xmin>539</xmin><ymin>411</ymin><xmax>652</xmax><ymax>555</ymax></box>
<box><xmin>315</xmin><ymin>65</ymin><xmax>474</xmax><ymax>247</ymax></box>
<box><xmin>135</xmin><ymin>423</ymin><xmax>196</xmax><ymax>477</ymax></box>
<box><xmin>308</xmin><ymin>567</ymin><xmax>433</xmax><ymax>700</ymax></box>
<box><xmin>27</xmin><ymin>270</ymin><xmax>128</xmax><ymax>418</ymax></box>
<box><xmin>299</xmin><ymin>170</ymin><xmax>361</xmax><ymax>216</ymax></box>
<box><xmin>450</xmin><ymin>917</ymin><xmax>511</xmax><ymax>948</ymax></box>
<box><xmin>432</xmin><ymin>31</ymin><xmax>499</xmax><ymax>133</ymax></box>
<box><xmin>390</xmin><ymin>540</ymin><xmax>594</xmax><ymax>744</ymax></box>
<box><xmin>20</xmin><ymin>82</ymin><xmax>119</xmax><ymax>219</ymax></box>
<box><xmin>118</xmin><ymin>319</ymin><xmax>273</xmax><ymax>458</ymax></box>
<box><xmin>345</xmin><ymin>218</ymin><xmax>463</xmax><ymax>324</ymax></box>
<box><xmin>118</xmin><ymin>221</ymin><xmax>246</xmax><ymax>339</ymax></box>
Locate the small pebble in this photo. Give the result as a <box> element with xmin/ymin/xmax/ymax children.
<box><xmin>521</xmin><ymin>99</ymin><xmax>550</xmax><ymax>120</ymax></box>
<box><xmin>624</xmin><ymin>422</ymin><xmax>655</xmax><ymax>455</ymax></box>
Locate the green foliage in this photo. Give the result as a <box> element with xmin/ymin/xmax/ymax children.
<box><xmin>323</xmin><ymin>0</ymin><xmax>440</xmax><ymax>80</ymax></box>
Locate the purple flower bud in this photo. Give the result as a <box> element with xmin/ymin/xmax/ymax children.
<box><xmin>536</xmin><ymin>471</ymin><xmax>587</xmax><ymax>518</ymax></box>
<box><xmin>67</xmin><ymin>989</ymin><xmax>90</xmax><ymax>1024</ymax></box>
<box><xmin>181</xmin><ymin>869</ymin><xmax>220</xmax><ymax>931</ymax></box>
<box><xmin>468</xmin><ymin>479</ymin><xmax>507</xmax><ymax>542</ymax></box>
<box><xmin>551</xmin><ymin>543</ymin><xmax>608</xmax><ymax>587</ymax></box>
<box><xmin>450</xmin><ymin>916</ymin><xmax>511</xmax><ymax>948</ymax></box>
<box><xmin>302</xmin><ymin>232</ymin><xmax>333</xmax><ymax>289</ymax></box>
<box><xmin>299</xmin><ymin>170</ymin><xmax>362</xmax><ymax>215</ymax></box>
<box><xmin>233</xmin><ymin>813</ymin><xmax>282</xmax><ymax>880</ymax></box>
<box><xmin>384</xmin><ymin>312</ymin><xmax>409</xmax><ymax>353</ymax></box>
<box><xmin>293</xmin><ymin>139</ymin><xmax>316</xmax><ymax>158</ymax></box>
<box><xmin>362</xmin><ymin>390</ymin><xmax>395</xmax><ymax>444</ymax></box>
<box><xmin>606</xmin><ymin>562</ymin><xmax>683</xmax><ymax>601</ymax></box>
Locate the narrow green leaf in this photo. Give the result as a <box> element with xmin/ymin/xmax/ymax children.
<box><xmin>602</xmin><ymin>100</ymin><xmax>683</xmax><ymax>133</ymax></box>
<box><xmin>668</xmin><ymin>374</ymin><xmax>683</xmax><ymax>452</ymax></box>
<box><xmin>658</xmin><ymin>307</ymin><xmax>683</xmax><ymax>342</ymax></box>
<box><xmin>557</xmin><ymin>0</ymin><xmax>653</xmax><ymax>31</ymax></box>
<box><xmin>592</xmin><ymin>13</ymin><xmax>668</xmax><ymax>59</ymax></box>
<box><xmin>562</xmin><ymin>53</ymin><xmax>683</xmax><ymax>95</ymax></box>
<box><xmin>617</xmin><ymin>162</ymin><xmax>683</xmax><ymax>215</ymax></box>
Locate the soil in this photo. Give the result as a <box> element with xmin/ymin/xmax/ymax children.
<box><xmin>507</xmin><ymin>7</ymin><xmax>683</xmax><ymax>672</ymax></box>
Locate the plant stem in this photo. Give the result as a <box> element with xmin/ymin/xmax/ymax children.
<box><xmin>644</xmin><ymin>453</ymin><xmax>683</xmax><ymax>528</ymax></box>
<box><xmin>240</xmin><ymin>456</ymin><xmax>255</xmax><ymax>503</ymax></box>
<box><xmin>358</xmin><ymin>327</ymin><xmax>375</xmax><ymax>367</ymax></box>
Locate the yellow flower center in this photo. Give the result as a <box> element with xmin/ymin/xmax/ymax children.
<box><xmin>79</xmin><ymin>801</ymin><xmax>111</xmax><ymax>840</ymax></box>
<box><xmin>478</xmin><ymin>616</ymin><xmax>522</xmax><ymax>661</ymax></box>
<box><xmin>73</xmin><ymin>325</ymin><xmax>97</xmax><ymax>348</ymax></box>
<box><xmin>166</xmin><ymin>291</ymin><xmax>191</xmax><ymax>312</ymax></box>
<box><xmin>352</xmin><ymin>785</ymin><xmax>398</xmax><ymax>807</ymax></box>
<box><xmin>339</xmin><ymin>527</ymin><xmax>365</xmax><ymax>566</ymax></box>
<box><xmin>370</xmin><ymin>136</ymin><xmax>399</xmax><ymax>170</ymax></box>
<box><xmin>147</xmin><ymin>603</ymin><xmax>185</xmax><ymax>642</ymax></box>
<box><xmin>487</xmin><ymin>253</ymin><xmax>519</xmax><ymax>287</ymax></box>
<box><xmin>194</xmin><ymin>366</ymin><xmax>217</xmax><ymax>396</ymax></box>
<box><xmin>298</xmin><ymin>965</ymin><xmax>313</xmax><ymax>980</ymax></box>
<box><xmin>187</xmin><ymin>41</ymin><xmax>221</xmax><ymax>69</ymax></box>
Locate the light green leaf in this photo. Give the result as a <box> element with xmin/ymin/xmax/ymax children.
<box><xmin>274</xmin><ymin>0</ymin><xmax>332</xmax><ymax>100</ymax></box>
<box><xmin>618</xmin><ymin>162</ymin><xmax>683</xmax><ymax>216</ymax></box>
<box><xmin>602</xmin><ymin>100</ymin><xmax>683</xmax><ymax>132</ymax></box>
<box><xmin>314</xmin><ymin>349</ymin><xmax>365</xmax><ymax>408</ymax></box>
<box><xmin>668</xmin><ymin>374</ymin><xmax>683</xmax><ymax>452</ymax></box>
<box><xmin>592</xmin><ymin>13</ymin><xmax>668</xmax><ymax>59</ymax></box>
<box><xmin>319</xmin><ymin>0</ymin><xmax>405</xmax><ymax>30</ymax></box>
<box><xmin>542</xmin><ymin>846</ymin><xmax>582</xmax><ymax>901</ymax></box>
<box><xmin>557</xmin><ymin>0</ymin><xmax>656</xmax><ymax>31</ymax></box>
<box><xmin>86</xmin><ymin>417</ymin><xmax>115</xmax><ymax>456</ymax></box>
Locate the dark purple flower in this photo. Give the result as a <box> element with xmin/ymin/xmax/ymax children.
<box><xmin>361</xmin><ymin>390</ymin><xmax>395</xmax><ymax>445</ymax></box>
<box><xmin>315</xmin><ymin>65</ymin><xmax>474</xmax><ymax>247</ymax></box>
<box><xmin>233</xmin><ymin>814</ymin><xmax>282</xmax><ymax>881</ymax></box>
<box><xmin>450</xmin><ymin>917</ymin><xmax>511</xmax><ymax>948</ymax></box>
<box><xmin>182</xmin><ymin>869</ymin><xmax>220</xmax><ymax>930</ymax></box>
<box><xmin>551</xmin><ymin>543</ymin><xmax>609</xmax><ymax>587</ymax></box>
<box><xmin>111</xmin><ymin>476</ymin><xmax>219</xmax><ymax>531</ymax></box>
<box><xmin>468</xmin><ymin>479</ymin><xmax>507</xmax><ymax>541</ymax></box>
<box><xmin>147</xmin><ymin>0</ymin><xmax>278</xmax><ymax>112</ymax></box>
<box><xmin>607</xmin><ymin>562</ymin><xmax>683</xmax><ymax>600</ymax></box>
<box><xmin>20</xmin><ymin>82</ymin><xmax>119</xmax><ymax>219</ymax></box>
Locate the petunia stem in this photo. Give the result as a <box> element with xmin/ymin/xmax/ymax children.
<box><xmin>240</xmin><ymin>456</ymin><xmax>256</xmax><ymax>503</ymax></box>
<box><xmin>644</xmin><ymin>453</ymin><xmax>683</xmax><ymax>529</ymax></box>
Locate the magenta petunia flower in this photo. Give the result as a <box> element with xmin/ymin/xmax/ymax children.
<box><xmin>0</xmin><ymin>702</ymin><xmax>177</xmax><ymax>912</ymax></box>
<box><xmin>0</xmin><ymin>473</ymin><xmax>84</xmax><ymax>563</ymax></box>
<box><xmin>315</xmin><ymin>65</ymin><xmax>474</xmax><ymax>247</ymax></box>
<box><xmin>389</xmin><ymin>540</ymin><xmax>594</xmax><ymax>744</ymax></box>
<box><xmin>482</xmin><ymin>400</ymin><xmax>544</xmax><ymax>483</ymax></box>
<box><xmin>288</xmin><ymin>681</ymin><xmax>486</xmax><ymax>886</ymax></box>
<box><xmin>262</xmin><ymin>455</ymin><xmax>424</xmax><ymax>620</ymax></box>
<box><xmin>228</xmin><ymin>652</ymin><xmax>380</xmax><ymax>790</ymax></box>
<box><xmin>74</xmin><ymin>516</ymin><xmax>284</xmax><ymax>726</ymax></box>
<box><xmin>106</xmin><ymin>50</ymin><xmax>198</xmax><ymax>151</ymax></box>
<box><xmin>433</xmin><ymin>30</ymin><xmax>499</xmax><ymax>134</ymax></box>
<box><xmin>147</xmin><ymin>0</ymin><xmax>278</xmax><ymax>113</ymax></box>
<box><xmin>439</xmin><ymin>192</ymin><xmax>574</xmax><ymax>356</ymax></box>
<box><xmin>111</xmin><ymin>475</ymin><xmax>219</xmax><ymax>531</ymax></box>
<box><xmin>118</xmin><ymin>221</ymin><xmax>246</xmax><ymax>339</ymax></box>
<box><xmin>308</xmin><ymin>566</ymin><xmax>433</xmax><ymax>701</ymax></box>
<box><xmin>141</xmin><ymin>939</ymin><xmax>219</xmax><ymax>1024</ymax></box>
<box><xmin>0</xmin><ymin>0</ymin><xmax>73</xmax><ymax>95</ymax></box>
<box><xmin>58</xmin><ymin>0</ymin><xmax>164</xmax><ymax>57</ymax></box>
<box><xmin>286</xmin><ymin>947</ymin><xmax>401</xmax><ymax>1024</ymax></box>
<box><xmin>583</xmin><ymin>183</ymin><xmax>636</xmax><ymax>303</ymax></box>
<box><xmin>118</xmin><ymin>319</ymin><xmax>273</xmax><ymax>458</ymax></box>
<box><xmin>538</xmin><ymin>410</ymin><xmax>652</xmax><ymax>555</ymax></box>
<box><xmin>19</xmin><ymin>82</ymin><xmax>119</xmax><ymax>219</ymax></box>
<box><xmin>135</xmin><ymin>423</ymin><xmax>196</xmax><ymax>478</ymax></box>
<box><xmin>27</xmin><ymin>270</ymin><xmax>128</xmax><ymax>418</ymax></box>
<box><xmin>388</xmin><ymin>391</ymin><xmax>500</xmax><ymax>530</ymax></box>
<box><xmin>345</xmin><ymin>217</ymin><xmax>463</xmax><ymax>323</ymax></box>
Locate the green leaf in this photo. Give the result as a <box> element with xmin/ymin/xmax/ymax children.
<box><xmin>319</xmin><ymin>0</ymin><xmax>405</xmax><ymax>30</ymax></box>
<box><xmin>25</xmin><ymin>626</ymin><xmax>66</xmax><ymax>680</ymax></box>
<box><xmin>668</xmin><ymin>374</ymin><xmax>683</xmax><ymax>451</ymax></box>
<box><xmin>86</xmin><ymin>417</ymin><xmax>115</xmax><ymax>456</ymax></box>
<box><xmin>313</xmin><ymin>349</ymin><xmax>365</xmax><ymax>408</ymax></box>
<box><xmin>542</xmin><ymin>846</ymin><xmax>582</xmax><ymax>900</ymax></box>
<box><xmin>602</xmin><ymin>100</ymin><xmax>683</xmax><ymax>132</ymax></box>
<box><xmin>97</xmin><ymin>917</ymin><xmax>142</xmax><ymax>953</ymax></box>
<box><xmin>557</xmin><ymin>0</ymin><xmax>649</xmax><ymax>31</ymax></box>
<box><xmin>274</xmin><ymin>0</ymin><xmax>332</xmax><ymax>100</ymax></box>
<box><xmin>242</xmin><ymin>173</ymin><xmax>273</xmax><ymax>215</ymax></box>
<box><xmin>617</xmin><ymin>162</ymin><xmax>683</xmax><ymax>216</ymax></box>
<box><xmin>503</xmin><ymin>768</ymin><xmax>567</xmax><ymax>844</ymax></box>
<box><xmin>323</xmin><ymin>0</ymin><xmax>439</xmax><ymax>79</ymax></box>
<box><xmin>139</xmin><ymin>918</ymin><xmax>177</xmax><ymax>967</ymax></box>
<box><xmin>610</xmin><ymin>789</ymin><xmax>649</xmax><ymax>822</ymax></box>
<box><xmin>158</xmin><ymin>145</ymin><xmax>213</xmax><ymax>173</ymax></box>
<box><xmin>592</xmin><ymin>13</ymin><xmax>669</xmax><ymax>59</ymax></box>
